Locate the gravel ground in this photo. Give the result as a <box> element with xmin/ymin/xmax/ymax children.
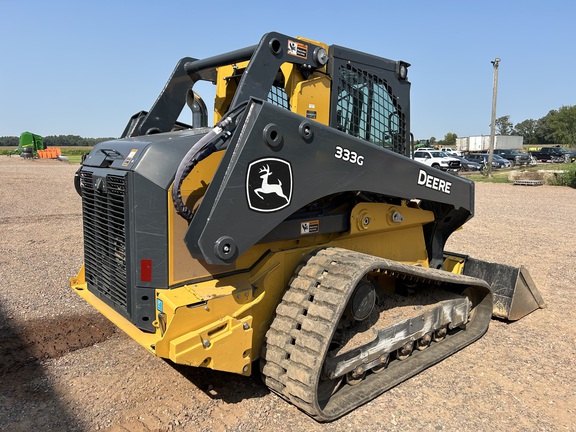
<box><xmin>1</xmin><ymin>156</ymin><xmax>575</xmax><ymax>431</ymax></box>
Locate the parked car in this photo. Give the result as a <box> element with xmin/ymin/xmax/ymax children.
<box><xmin>492</xmin><ymin>154</ymin><xmax>512</xmax><ymax>168</ymax></box>
<box><xmin>465</xmin><ymin>153</ymin><xmax>505</xmax><ymax>169</ymax></box>
<box><xmin>493</xmin><ymin>149</ymin><xmax>531</xmax><ymax>166</ymax></box>
<box><xmin>412</xmin><ymin>150</ymin><xmax>461</xmax><ymax>172</ymax></box>
<box><xmin>530</xmin><ymin>147</ymin><xmax>576</xmax><ymax>163</ymax></box>
<box><xmin>563</xmin><ymin>148</ymin><xmax>576</xmax><ymax>162</ymax></box>
<box><xmin>440</xmin><ymin>147</ymin><xmax>462</xmax><ymax>156</ymax></box>
<box><xmin>452</xmin><ymin>156</ymin><xmax>481</xmax><ymax>171</ymax></box>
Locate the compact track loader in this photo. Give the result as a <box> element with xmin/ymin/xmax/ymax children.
<box><xmin>71</xmin><ymin>32</ymin><xmax>544</xmax><ymax>421</ymax></box>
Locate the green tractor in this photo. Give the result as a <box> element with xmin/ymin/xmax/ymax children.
<box><xmin>18</xmin><ymin>132</ymin><xmax>44</xmax><ymax>158</ymax></box>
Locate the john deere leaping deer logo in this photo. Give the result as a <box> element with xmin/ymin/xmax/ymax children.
<box><xmin>254</xmin><ymin>165</ymin><xmax>289</xmax><ymax>201</ymax></box>
<box><xmin>246</xmin><ymin>158</ymin><xmax>292</xmax><ymax>212</ymax></box>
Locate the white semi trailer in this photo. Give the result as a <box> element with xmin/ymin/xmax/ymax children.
<box><xmin>456</xmin><ymin>135</ymin><xmax>523</xmax><ymax>152</ymax></box>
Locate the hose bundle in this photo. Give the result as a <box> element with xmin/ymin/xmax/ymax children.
<box><xmin>172</xmin><ymin>103</ymin><xmax>247</xmax><ymax>221</ymax></box>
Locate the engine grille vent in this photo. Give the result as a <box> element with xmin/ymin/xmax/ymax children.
<box><xmin>80</xmin><ymin>171</ymin><xmax>128</xmax><ymax>310</ymax></box>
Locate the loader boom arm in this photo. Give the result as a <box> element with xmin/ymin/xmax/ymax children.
<box><xmin>185</xmin><ymin>99</ymin><xmax>473</xmax><ymax>265</ymax></box>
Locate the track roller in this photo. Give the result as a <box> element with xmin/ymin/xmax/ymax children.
<box><xmin>396</xmin><ymin>341</ymin><xmax>414</xmax><ymax>360</ymax></box>
<box><xmin>416</xmin><ymin>332</ymin><xmax>433</xmax><ymax>350</ymax></box>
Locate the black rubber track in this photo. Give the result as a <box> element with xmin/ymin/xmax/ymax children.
<box><xmin>260</xmin><ymin>247</ymin><xmax>493</xmax><ymax>421</ymax></box>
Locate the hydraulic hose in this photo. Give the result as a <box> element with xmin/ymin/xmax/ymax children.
<box><xmin>172</xmin><ymin>103</ymin><xmax>248</xmax><ymax>221</ymax></box>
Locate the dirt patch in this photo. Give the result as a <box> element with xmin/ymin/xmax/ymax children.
<box><xmin>1</xmin><ymin>156</ymin><xmax>575</xmax><ymax>431</ymax></box>
<box><xmin>0</xmin><ymin>313</ymin><xmax>116</xmax><ymax>374</ymax></box>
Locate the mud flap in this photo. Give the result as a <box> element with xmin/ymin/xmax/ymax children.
<box><xmin>459</xmin><ymin>258</ymin><xmax>545</xmax><ymax>321</ymax></box>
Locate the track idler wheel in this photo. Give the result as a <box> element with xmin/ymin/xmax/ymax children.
<box><xmin>345</xmin><ymin>278</ymin><xmax>376</xmax><ymax>321</ymax></box>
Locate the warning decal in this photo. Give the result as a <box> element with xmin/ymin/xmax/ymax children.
<box><xmin>301</xmin><ymin>220</ymin><xmax>319</xmax><ymax>235</ymax></box>
<box><xmin>287</xmin><ymin>40</ymin><xmax>308</xmax><ymax>59</ymax></box>
<box><xmin>122</xmin><ymin>148</ymin><xmax>138</xmax><ymax>166</ymax></box>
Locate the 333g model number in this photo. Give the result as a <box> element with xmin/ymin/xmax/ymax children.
<box><xmin>334</xmin><ymin>145</ymin><xmax>364</xmax><ymax>166</ymax></box>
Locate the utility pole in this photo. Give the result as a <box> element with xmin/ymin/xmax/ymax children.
<box><xmin>487</xmin><ymin>57</ymin><xmax>501</xmax><ymax>178</ymax></box>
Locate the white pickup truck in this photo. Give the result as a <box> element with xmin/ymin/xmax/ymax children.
<box><xmin>413</xmin><ymin>149</ymin><xmax>461</xmax><ymax>172</ymax></box>
<box><xmin>440</xmin><ymin>147</ymin><xmax>462</xmax><ymax>156</ymax></box>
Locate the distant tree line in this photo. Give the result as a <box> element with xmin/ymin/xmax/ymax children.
<box><xmin>0</xmin><ymin>134</ymin><xmax>116</xmax><ymax>147</ymax></box>
<box><xmin>419</xmin><ymin>132</ymin><xmax>457</xmax><ymax>148</ymax></box>
<box><xmin>422</xmin><ymin>104</ymin><xmax>576</xmax><ymax>147</ymax></box>
<box><xmin>496</xmin><ymin>105</ymin><xmax>576</xmax><ymax>144</ymax></box>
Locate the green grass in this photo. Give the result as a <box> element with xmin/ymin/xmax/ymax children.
<box><xmin>464</xmin><ymin>168</ymin><xmax>512</xmax><ymax>183</ymax></box>
<box><xmin>0</xmin><ymin>147</ymin><xmax>19</xmax><ymax>156</ymax></box>
<box><xmin>466</xmin><ymin>173</ymin><xmax>510</xmax><ymax>183</ymax></box>
<box><xmin>66</xmin><ymin>155</ymin><xmax>84</xmax><ymax>163</ymax></box>
<box><xmin>60</xmin><ymin>146</ymin><xmax>92</xmax><ymax>156</ymax></box>
<box><xmin>464</xmin><ymin>162</ymin><xmax>575</xmax><ymax>186</ymax></box>
<box><xmin>522</xmin><ymin>162</ymin><xmax>573</xmax><ymax>172</ymax></box>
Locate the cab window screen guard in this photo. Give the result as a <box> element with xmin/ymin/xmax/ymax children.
<box><xmin>336</xmin><ymin>64</ymin><xmax>406</xmax><ymax>154</ymax></box>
